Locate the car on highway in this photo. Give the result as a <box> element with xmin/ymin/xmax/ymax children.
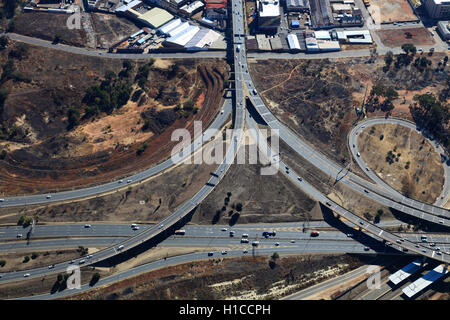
<box><xmin>0</xmin><ymin>198</ymin><xmax>4</xmax><ymax>202</ymax></box>
<box><xmin>87</xmin><ymin>255</ymin><xmax>93</xmax><ymax>259</ymax></box>
<box><xmin>0</xmin><ymin>275</ymin><xmax>2</xmax><ymax>278</ymax></box>
<box><xmin>159</xmin><ymin>224</ymin><xmax>164</xmax><ymax>229</ymax></box>
<box><xmin>243</xmin><ymin>249</ymin><xmax>248</xmax><ymax>254</ymax></box>
<box><xmin>436</xmin><ymin>251</ymin><xmax>442</xmax><ymax>255</ymax></box>
<box><xmin>357</xmin><ymin>152</ymin><xmax>360</xmax><ymax>157</ymax></box>
<box><xmin>221</xmin><ymin>109</ymin><xmax>224</xmax><ymax>114</ymax></box>
<box><xmin>241</xmin><ymin>238</ymin><xmax>249</xmax><ymax>243</ymax></box>
<box><xmin>84</xmin><ymin>224</ymin><xmax>91</xmax><ymax>228</ymax></box>
<box><xmin>242</xmin><ymin>233</ymin><xmax>249</xmax><ymax>238</ymax></box>
<box><xmin>79</xmin><ymin>259</ymin><xmax>86</xmax><ymax>264</ymax></box>
<box><xmin>252</xmin><ymin>241</ymin><xmax>259</xmax><ymax>247</ymax></box>
<box><xmin>208</xmin><ymin>252</ymin><xmax>213</xmax><ymax>256</ymax></box>
<box><xmin>17</xmin><ymin>233</ymin><xmax>23</xmax><ymax>238</ymax></box>
<box><xmin>46</xmin><ymin>195</ymin><xmax>52</xmax><ymax>199</ymax></box>
<box><xmin>69</xmin><ymin>260</ymin><xmax>75</xmax><ymax>264</ymax></box>
<box><xmin>117</xmin><ymin>245</ymin><xmax>124</xmax><ymax>251</ymax></box>
<box><xmin>347</xmin><ymin>233</ymin><xmax>353</xmax><ymax>237</ymax></box>
<box><xmin>430</xmin><ymin>243</ymin><xmax>436</xmax><ymax>247</ymax></box>
<box><xmin>290</xmin><ymin>240</ymin><xmax>296</xmax><ymax>243</ymax></box>
<box><xmin>229</xmin><ymin>230</ymin><xmax>235</xmax><ymax>237</ymax></box>
<box><xmin>253</xmin><ymin>89</ymin><xmax>257</xmax><ymax>95</ymax></box>
<box><xmin>48</xmin><ymin>264</ymin><xmax>55</xmax><ymax>269</ymax></box>
<box><xmin>352</xmin><ymin>144</ymin><xmax>355</xmax><ymax>148</ymax></box>
<box><xmin>118</xmin><ymin>180</ymin><xmax>123</xmax><ymax>183</ymax></box>
<box><xmin>221</xmin><ymin>250</ymin><xmax>227</xmax><ymax>255</ymax></box>
<box><xmin>221</xmin><ymin>227</ymin><xmax>227</xmax><ymax>231</ymax></box>
<box><xmin>297</xmin><ymin>177</ymin><xmax>302</xmax><ymax>182</ymax></box>
<box><xmin>364</xmin><ymin>189</ymin><xmax>369</xmax><ymax>193</ymax></box>
<box><xmin>402</xmin><ymin>248</ymin><xmax>408</xmax><ymax>252</ymax></box>
<box><xmin>396</xmin><ymin>239</ymin><xmax>401</xmax><ymax>244</ymax></box>
<box><xmin>127</xmin><ymin>179</ymin><xmax>132</xmax><ymax>183</ymax></box>
<box><xmin>359</xmin><ymin>221</ymin><xmax>364</xmax><ymax>225</ymax></box>
<box><xmin>132</xmin><ymin>226</ymin><xmax>139</xmax><ymax>230</ymax></box>
<box><xmin>24</xmin><ymin>273</ymin><xmax>30</xmax><ymax>277</ymax></box>
<box><xmin>310</xmin><ymin>230</ymin><xmax>320</xmax><ymax>237</ymax></box>
<box><xmin>275</xmin><ymin>242</ymin><xmax>280</xmax><ymax>246</ymax></box>
<box><xmin>364</xmin><ymin>246</ymin><xmax>370</xmax><ymax>251</ymax></box>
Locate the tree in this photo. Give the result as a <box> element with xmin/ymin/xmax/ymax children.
<box><xmin>23</xmin><ymin>256</ymin><xmax>30</xmax><ymax>263</ymax></box>
<box><xmin>0</xmin><ymin>260</ymin><xmax>6</xmax><ymax>267</ymax></box>
<box><xmin>401</xmin><ymin>43</ymin><xmax>416</xmax><ymax>55</ymax></box>
<box><xmin>384</xmin><ymin>51</ymin><xmax>394</xmax><ymax>67</ymax></box>
<box><xmin>57</xmin><ymin>274</ymin><xmax>63</xmax><ymax>282</ymax></box>
<box><xmin>0</xmin><ymin>36</ymin><xmax>8</xmax><ymax>50</ymax></box>
<box><xmin>271</xmin><ymin>252</ymin><xmax>279</xmax><ymax>261</ymax></box>
<box><xmin>67</xmin><ymin>108</ymin><xmax>80</xmax><ymax>130</ymax></box>
<box><xmin>236</xmin><ymin>203</ymin><xmax>243</xmax><ymax>212</ymax></box>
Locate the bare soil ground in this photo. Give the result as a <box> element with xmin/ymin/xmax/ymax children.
<box><xmin>367</xmin><ymin>0</ymin><xmax>417</xmax><ymax>24</ymax></box>
<box><xmin>90</xmin><ymin>13</ymin><xmax>140</xmax><ymax>49</ymax></box>
<box><xmin>249</xmin><ymin>54</ymin><xmax>447</xmax><ymax>168</ymax></box>
<box><xmin>0</xmin><ymin>249</ymin><xmax>80</xmax><ymax>272</ymax></box>
<box><xmin>13</xmin><ymin>12</ymin><xmax>88</xmax><ymax>47</ymax></box>
<box><xmin>0</xmin><ymin>41</ymin><xmax>228</xmax><ymax>195</ymax></box>
<box><xmin>195</xmin><ymin>144</ymin><xmax>319</xmax><ymax>225</ymax></box>
<box><xmin>376</xmin><ymin>27</ymin><xmax>435</xmax><ymax>47</ymax></box>
<box><xmin>358</xmin><ymin>123</ymin><xmax>444</xmax><ymax>203</ymax></box>
<box><xmin>68</xmin><ymin>254</ymin><xmax>363</xmax><ymax>300</ymax></box>
<box><xmin>0</xmin><ymin>155</ymin><xmax>217</xmax><ymax>224</ymax></box>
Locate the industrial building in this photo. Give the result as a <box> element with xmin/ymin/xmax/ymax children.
<box><xmin>286</xmin><ymin>0</ymin><xmax>310</xmax><ymax>12</ymax></box>
<box><xmin>137</xmin><ymin>7</ymin><xmax>174</xmax><ymax>28</ymax></box>
<box><xmin>157</xmin><ymin>18</ymin><xmax>182</xmax><ymax>35</ymax></box>
<box><xmin>167</xmin><ymin>21</ymin><xmax>190</xmax><ymax>37</ymax></box>
<box><xmin>336</xmin><ymin>29</ymin><xmax>372</xmax><ymax>43</ymax></box>
<box><xmin>424</xmin><ymin>0</ymin><xmax>450</xmax><ymax>19</ymax></box>
<box><xmin>185</xmin><ymin>28</ymin><xmax>221</xmax><ymax>49</ymax></box>
<box><xmin>257</xmin><ymin>0</ymin><xmax>281</xmax><ymax>32</ymax></box>
<box><xmin>164</xmin><ymin>25</ymin><xmax>200</xmax><ymax>47</ymax></box>
<box><xmin>437</xmin><ymin>20</ymin><xmax>450</xmax><ymax>39</ymax></box>
<box><xmin>256</xmin><ymin>34</ymin><xmax>272</xmax><ymax>50</ymax></box>
<box><xmin>287</xmin><ymin>33</ymin><xmax>301</xmax><ymax>50</ymax></box>
<box><xmin>179</xmin><ymin>0</ymin><xmax>204</xmax><ymax>16</ymax></box>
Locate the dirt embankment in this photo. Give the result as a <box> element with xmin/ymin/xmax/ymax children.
<box><xmin>358</xmin><ymin>123</ymin><xmax>444</xmax><ymax>204</ymax></box>
<box><xmin>68</xmin><ymin>254</ymin><xmax>362</xmax><ymax>300</ymax></box>
<box><xmin>0</xmin><ymin>42</ymin><xmax>228</xmax><ymax>195</ymax></box>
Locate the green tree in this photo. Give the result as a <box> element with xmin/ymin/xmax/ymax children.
<box><xmin>0</xmin><ymin>260</ymin><xmax>6</xmax><ymax>267</ymax></box>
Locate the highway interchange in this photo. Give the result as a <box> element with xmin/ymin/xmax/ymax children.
<box><xmin>0</xmin><ymin>0</ymin><xmax>449</xmax><ymax>300</ymax></box>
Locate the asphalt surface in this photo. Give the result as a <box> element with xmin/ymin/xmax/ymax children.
<box><xmin>0</xmin><ymin>97</ymin><xmax>232</xmax><ymax>207</ymax></box>
<box><xmin>245</xmin><ymin>99</ymin><xmax>450</xmax><ymax>263</ymax></box>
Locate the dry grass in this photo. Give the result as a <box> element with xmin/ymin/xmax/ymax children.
<box><xmin>358</xmin><ymin>123</ymin><xmax>444</xmax><ymax>203</ymax></box>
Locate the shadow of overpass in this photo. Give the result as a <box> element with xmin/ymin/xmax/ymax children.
<box><xmin>92</xmin><ymin>207</ymin><xmax>197</xmax><ymax>268</ymax></box>
<box><xmin>320</xmin><ymin>203</ymin><xmax>406</xmax><ymax>256</ymax></box>
<box><xmin>389</xmin><ymin>207</ymin><xmax>450</xmax><ymax>233</ymax></box>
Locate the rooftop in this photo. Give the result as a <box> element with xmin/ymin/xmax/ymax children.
<box><xmin>258</xmin><ymin>0</ymin><xmax>280</xmax><ymax>17</ymax></box>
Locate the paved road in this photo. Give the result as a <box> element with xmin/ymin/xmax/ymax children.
<box><xmin>242</xmin><ymin>68</ymin><xmax>450</xmax><ymax>228</ymax></box>
<box><xmin>349</xmin><ymin>117</ymin><xmax>450</xmax><ymax>207</ymax></box>
<box><xmin>0</xmin><ymin>2</ymin><xmax>249</xmax><ymax>286</ymax></box>
<box><xmin>0</xmin><ymin>97</ymin><xmax>232</xmax><ymax>207</ymax></box>
<box><xmin>0</xmin><ymin>220</ymin><xmax>407</xmax><ymax>240</ymax></box>
<box><xmin>5</xmin><ymin>33</ymin><xmax>227</xmax><ymax>59</ymax></box>
<box><xmin>245</xmin><ymin>105</ymin><xmax>450</xmax><ymax>263</ymax></box>
<box><xmin>15</xmin><ymin>244</ymin><xmax>381</xmax><ymax>300</ymax></box>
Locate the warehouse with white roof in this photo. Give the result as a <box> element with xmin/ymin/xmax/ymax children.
<box><xmin>185</xmin><ymin>29</ymin><xmax>221</xmax><ymax>49</ymax></box>
<box><xmin>164</xmin><ymin>25</ymin><xmax>200</xmax><ymax>48</ymax></box>
<box><xmin>158</xmin><ymin>18</ymin><xmax>182</xmax><ymax>35</ymax></box>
